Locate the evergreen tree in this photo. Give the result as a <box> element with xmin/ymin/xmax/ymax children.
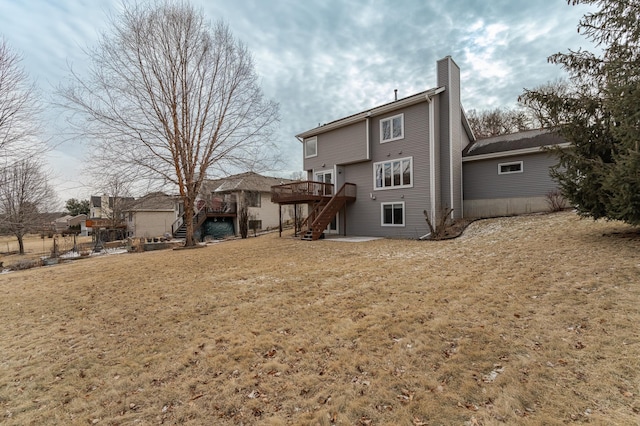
<box><xmin>520</xmin><ymin>0</ymin><xmax>640</xmax><ymax>224</ymax></box>
<box><xmin>64</xmin><ymin>198</ymin><xmax>90</xmax><ymax>216</ymax></box>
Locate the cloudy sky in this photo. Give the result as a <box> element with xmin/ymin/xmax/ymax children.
<box><xmin>0</xmin><ymin>0</ymin><xmax>595</xmax><ymax>204</ymax></box>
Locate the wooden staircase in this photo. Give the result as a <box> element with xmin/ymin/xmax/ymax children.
<box><xmin>302</xmin><ymin>183</ymin><xmax>355</xmax><ymax>241</ymax></box>
<box><xmin>172</xmin><ymin>206</ymin><xmax>208</xmax><ymax>239</ymax></box>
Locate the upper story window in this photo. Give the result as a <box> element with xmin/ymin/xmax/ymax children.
<box><xmin>380</xmin><ymin>113</ymin><xmax>404</xmax><ymax>143</ymax></box>
<box><xmin>245</xmin><ymin>191</ymin><xmax>261</xmax><ymax>208</ymax></box>
<box><xmin>498</xmin><ymin>161</ymin><xmax>523</xmax><ymax>175</ymax></box>
<box><xmin>304</xmin><ymin>137</ymin><xmax>317</xmax><ymax>158</ymax></box>
<box><xmin>374</xmin><ymin>157</ymin><xmax>413</xmax><ymax>190</ymax></box>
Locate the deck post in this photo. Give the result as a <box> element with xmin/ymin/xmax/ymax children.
<box><xmin>343</xmin><ymin>207</ymin><xmax>346</xmax><ymax>236</ymax></box>
<box><xmin>279</xmin><ymin>205</ymin><xmax>282</xmax><ymax>237</ymax></box>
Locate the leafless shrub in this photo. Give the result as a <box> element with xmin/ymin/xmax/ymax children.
<box><xmin>423</xmin><ymin>207</ymin><xmax>454</xmax><ymax>240</ymax></box>
<box><xmin>10</xmin><ymin>258</ymin><xmax>41</xmax><ymax>271</ymax></box>
<box><xmin>546</xmin><ymin>189</ymin><xmax>567</xmax><ymax>212</ymax></box>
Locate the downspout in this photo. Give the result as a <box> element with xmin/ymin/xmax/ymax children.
<box><xmin>447</xmin><ymin>60</ymin><xmax>455</xmax><ymax>220</ymax></box>
<box><xmin>365</xmin><ymin>115</ymin><xmax>371</xmax><ymax>160</ymax></box>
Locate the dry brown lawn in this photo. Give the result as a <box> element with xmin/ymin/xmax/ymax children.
<box><xmin>1</xmin><ymin>211</ymin><xmax>639</xmax><ymax>425</ymax></box>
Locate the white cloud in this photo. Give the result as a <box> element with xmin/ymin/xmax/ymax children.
<box><xmin>0</xmin><ymin>0</ymin><xmax>598</xmax><ymax>197</ymax></box>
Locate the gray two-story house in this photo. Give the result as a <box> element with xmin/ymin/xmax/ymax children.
<box><xmin>273</xmin><ymin>56</ymin><xmax>471</xmax><ymax>239</ymax></box>
<box><xmin>272</xmin><ymin>56</ymin><xmax>566</xmax><ymax>240</ymax></box>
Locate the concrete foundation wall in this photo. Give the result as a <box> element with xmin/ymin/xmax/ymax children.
<box><xmin>464</xmin><ymin>196</ymin><xmax>551</xmax><ymax>218</ymax></box>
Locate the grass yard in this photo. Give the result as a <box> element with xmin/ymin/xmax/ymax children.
<box><xmin>1</xmin><ymin>211</ymin><xmax>639</xmax><ymax>425</ymax></box>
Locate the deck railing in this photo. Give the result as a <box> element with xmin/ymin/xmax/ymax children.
<box><xmin>171</xmin><ymin>201</ymin><xmax>238</xmax><ymax>235</ymax></box>
<box><xmin>271</xmin><ymin>181</ymin><xmax>335</xmax><ymax>203</ymax></box>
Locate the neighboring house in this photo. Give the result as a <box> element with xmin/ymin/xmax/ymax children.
<box><xmin>123</xmin><ymin>192</ymin><xmax>183</xmax><ymax>239</ymax></box>
<box><xmin>87</xmin><ymin>195</ymin><xmax>135</xmax><ymax>239</ymax></box>
<box><xmin>462</xmin><ymin>129</ymin><xmax>569</xmax><ymax>218</ymax></box>
<box><xmin>197</xmin><ymin>172</ymin><xmax>301</xmax><ymax>239</ymax></box>
<box><xmin>52</xmin><ymin>214</ymin><xmax>87</xmax><ymax>233</ymax></box>
<box><xmin>89</xmin><ymin>195</ymin><xmax>135</xmax><ymax>221</ymax></box>
<box><xmin>272</xmin><ymin>56</ymin><xmax>566</xmax><ymax>240</ymax></box>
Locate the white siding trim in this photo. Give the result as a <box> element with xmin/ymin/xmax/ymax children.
<box><xmin>448</xmin><ymin>59</ymin><xmax>454</xmax><ymax>216</ymax></box>
<box><xmin>366</xmin><ymin>117</ymin><xmax>371</xmax><ymax>160</ymax></box>
<box><xmin>428</xmin><ymin>96</ymin><xmax>436</xmax><ymax>225</ymax></box>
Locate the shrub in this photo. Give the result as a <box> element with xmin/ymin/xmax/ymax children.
<box><xmin>10</xmin><ymin>259</ymin><xmax>41</xmax><ymax>271</ymax></box>
<box><xmin>546</xmin><ymin>189</ymin><xmax>567</xmax><ymax>212</ymax></box>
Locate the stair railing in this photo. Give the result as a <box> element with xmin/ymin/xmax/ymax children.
<box><xmin>171</xmin><ymin>213</ymin><xmax>185</xmax><ymax>235</ymax></box>
<box><xmin>310</xmin><ymin>183</ymin><xmax>354</xmax><ymax>239</ymax></box>
<box><xmin>171</xmin><ymin>202</ymin><xmax>208</xmax><ymax>235</ymax></box>
<box><xmin>300</xmin><ymin>199</ymin><xmax>329</xmax><ymax>231</ymax></box>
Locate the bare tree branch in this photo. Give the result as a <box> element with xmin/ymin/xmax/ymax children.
<box><xmin>0</xmin><ymin>38</ymin><xmax>42</xmax><ymax>161</ymax></box>
<box><xmin>58</xmin><ymin>1</ymin><xmax>280</xmax><ymax>246</ymax></box>
<box><xmin>0</xmin><ymin>158</ymin><xmax>55</xmax><ymax>254</ymax></box>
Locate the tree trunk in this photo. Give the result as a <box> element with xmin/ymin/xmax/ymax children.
<box><xmin>17</xmin><ymin>235</ymin><xmax>24</xmax><ymax>255</ymax></box>
<box><xmin>184</xmin><ymin>198</ymin><xmax>195</xmax><ymax>247</ymax></box>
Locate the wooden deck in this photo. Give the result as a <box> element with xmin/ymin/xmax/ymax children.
<box><xmin>271</xmin><ymin>181</ymin><xmax>335</xmax><ymax>204</ymax></box>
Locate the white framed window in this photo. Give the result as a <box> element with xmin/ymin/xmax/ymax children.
<box><xmin>381</xmin><ymin>202</ymin><xmax>405</xmax><ymax>226</ymax></box>
<box><xmin>304</xmin><ymin>137</ymin><xmax>317</xmax><ymax>158</ymax></box>
<box><xmin>380</xmin><ymin>113</ymin><xmax>404</xmax><ymax>143</ymax></box>
<box><xmin>374</xmin><ymin>157</ymin><xmax>413</xmax><ymax>190</ymax></box>
<box><xmin>498</xmin><ymin>161</ymin><xmax>523</xmax><ymax>175</ymax></box>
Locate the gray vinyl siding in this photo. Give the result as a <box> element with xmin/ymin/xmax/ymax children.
<box><xmin>437</xmin><ymin>59</ymin><xmax>451</xmax><ymax>218</ymax></box>
<box><xmin>342</xmin><ymin>102</ymin><xmax>433</xmax><ymax>238</ymax></box>
<box><xmin>303</xmin><ymin>121</ymin><xmax>367</xmax><ymax>171</ymax></box>
<box><xmin>463</xmin><ymin>152</ymin><xmax>560</xmax><ymax>200</ymax></box>
<box><xmin>432</xmin><ymin>96</ymin><xmax>442</xmax><ymax>220</ymax></box>
<box><xmin>436</xmin><ymin>56</ymin><xmax>463</xmax><ymax>220</ymax></box>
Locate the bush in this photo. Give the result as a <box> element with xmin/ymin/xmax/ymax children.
<box><xmin>10</xmin><ymin>259</ymin><xmax>42</xmax><ymax>271</ymax></box>
<box><xmin>546</xmin><ymin>190</ymin><xmax>567</xmax><ymax>212</ymax></box>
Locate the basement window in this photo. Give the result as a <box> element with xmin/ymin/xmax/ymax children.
<box><xmin>498</xmin><ymin>161</ymin><xmax>523</xmax><ymax>175</ymax></box>
<box><xmin>381</xmin><ymin>202</ymin><xmax>405</xmax><ymax>226</ymax></box>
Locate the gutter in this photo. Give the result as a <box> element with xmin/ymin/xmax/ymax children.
<box><xmin>462</xmin><ymin>142</ymin><xmax>572</xmax><ymax>162</ymax></box>
<box><xmin>296</xmin><ymin>86</ymin><xmax>446</xmax><ymax>140</ymax></box>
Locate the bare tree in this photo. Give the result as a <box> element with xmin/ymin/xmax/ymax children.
<box><xmin>0</xmin><ymin>38</ymin><xmax>41</xmax><ymax>160</ymax></box>
<box><xmin>290</xmin><ymin>171</ymin><xmax>306</xmax><ymax>181</ymax></box>
<box><xmin>59</xmin><ymin>1</ymin><xmax>280</xmax><ymax>246</ymax></box>
<box><xmin>0</xmin><ymin>158</ymin><xmax>55</xmax><ymax>254</ymax></box>
<box><xmin>518</xmin><ymin>79</ymin><xmax>573</xmax><ymax>128</ymax></box>
<box><xmin>96</xmin><ymin>174</ymin><xmax>134</xmax><ymax>230</ymax></box>
<box><xmin>467</xmin><ymin>107</ymin><xmax>533</xmax><ymax>139</ymax></box>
